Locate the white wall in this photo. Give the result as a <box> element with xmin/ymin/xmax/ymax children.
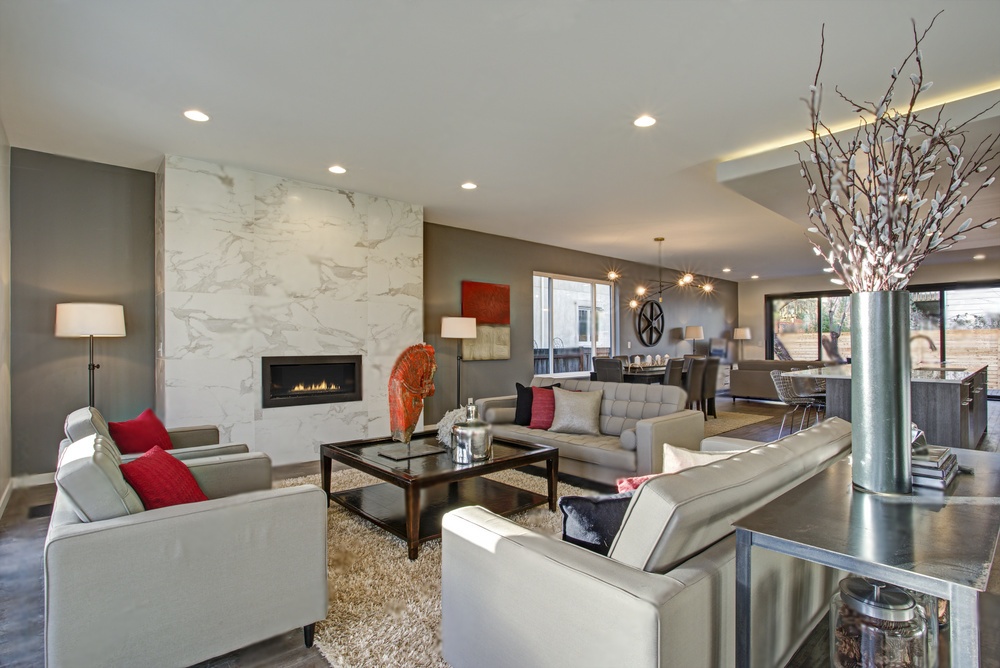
<box><xmin>158</xmin><ymin>156</ymin><xmax>423</xmax><ymax>465</ymax></box>
<box><xmin>0</xmin><ymin>115</ymin><xmax>11</xmax><ymax>513</ymax></box>
<box><xmin>737</xmin><ymin>258</ymin><xmax>1000</xmax><ymax>360</ymax></box>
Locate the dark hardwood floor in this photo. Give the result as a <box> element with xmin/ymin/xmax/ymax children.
<box><xmin>2</xmin><ymin>399</ymin><xmax>997</xmax><ymax>667</ymax></box>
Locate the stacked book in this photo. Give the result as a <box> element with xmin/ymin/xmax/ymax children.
<box><xmin>911</xmin><ymin>445</ymin><xmax>958</xmax><ymax>490</ymax></box>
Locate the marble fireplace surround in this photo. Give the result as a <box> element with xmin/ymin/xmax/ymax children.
<box><xmin>155</xmin><ymin>156</ymin><xmax>424</xmax><ymax>465</ymax></box>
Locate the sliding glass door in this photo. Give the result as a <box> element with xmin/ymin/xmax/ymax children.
<box><xmin>944</xmin><ymin>287</ymin><xmax>1000</xmax><ymax>396</ymax></box>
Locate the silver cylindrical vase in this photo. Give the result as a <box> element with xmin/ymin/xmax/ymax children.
<box><xmin>850</xmin><ymin>291</ymin><xmax>912</xmax><ymax>495</ymax></box>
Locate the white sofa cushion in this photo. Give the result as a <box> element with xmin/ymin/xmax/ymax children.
<box><xmin>609</xmin><ymin>417</ymin><xmax>852</xmax><ymax>574</ymax></box>
<box><xmin>662</xmin><ymin>442</ymin><xmax>742</xmax><ymax>473</ymax></box>
<box><xmin>55</xmin><ymin>434</ymin><xmax>145</xmax><ymax>522</ymax></box>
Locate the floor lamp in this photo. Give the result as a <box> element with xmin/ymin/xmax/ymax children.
<box><xmin>684</xmin><ymin>325</ymin><xmax>704</xmax><ymax>355</ymax></box>
<box><xmin>441</xmin><ymin>316</ymin><xmax>477</xmax><ymax>408</ymax></box>
<box><xmin>55</xmin><ymin>303</ymin><xmax>126</xmax><ymax>407</ymax></box>
<box><xmin>733</xmin><ymin>327</ymin><xmax>751</xmax><ymax>361</ymax></box>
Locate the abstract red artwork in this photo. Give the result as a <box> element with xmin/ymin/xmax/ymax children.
<box><xmin>461</xmin><ymin>281</ymin><xmax>510</xmax><ymax>325</ymax></box>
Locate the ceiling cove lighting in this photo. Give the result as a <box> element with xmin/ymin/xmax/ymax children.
<box><xmin>634</xmin><ymin>115</ymin><xmax>656</xmax><ymax>128</ymax></box>
<box><xmin>628</xmin><ymin>238</ymin><xmax>714</xmax><ymax>309</ymax></box>
<box><xmin>183</xmin><ymin>110</ymin><xmax>210</xmax><ymax>122</ymax></box>
<box><xmin>461</xmin><ymin>182</ymin><xmax>478</xmax><ymax>190</ymax></box>
<box><xmin>328</xmin><ymin>165</ymin><xmax>347</xmax><ymax>174</ymax></box>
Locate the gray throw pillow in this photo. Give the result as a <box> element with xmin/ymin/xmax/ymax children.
<box><xmin>549</xmin><ymin>387</ymin><xmax>602</xmax><ymax>436</ymax></box>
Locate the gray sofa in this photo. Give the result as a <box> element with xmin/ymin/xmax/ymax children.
<box><xmin>730</xmin><ymin>359</ymin><xmax>833</xmax><ymax>401</ymax></box>
<box><xmin>45</xmin><ymin>434</ymin><xmax>328</xmax><ymax>667</ymax></box>
<box><xmin>476</xmin><ymin>377</ymin><xmax>704</xmax><ymax>486</ymax></box>
<box><xmin>442</xmin><ymin>417</ymin><xmax>852</xmax><ymax>668</ymax></box>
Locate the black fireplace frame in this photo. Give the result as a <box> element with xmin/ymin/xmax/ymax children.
<box><xmin>261</xmin><ymin>355</ymin><xmax>363</xmax><ymax>408</ymax></box>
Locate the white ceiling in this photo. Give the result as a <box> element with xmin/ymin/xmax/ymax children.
<box><xmin>2</xmin><ymin>0</ymin><xmax>999</xmax><ymax>281</ymax></box>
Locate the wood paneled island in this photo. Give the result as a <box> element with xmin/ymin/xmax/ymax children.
<box><xmin>787</xmin><ymin>364</ymin><xmax>989</xmax><ymax>449</ymax></box>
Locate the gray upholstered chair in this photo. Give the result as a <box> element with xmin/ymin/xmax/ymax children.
<box><xmin>702</xmin><ymin>357</ymin><xmax>721</xmax><ymax>418</ymax></box>
<box><xmin>662</xmin><ymin>358</ymin><xmax>684</xmax><ymax>388</ymax></box>
<box><xmin>593</xmin><ymin>357</ymin><xmax>625</xmax><ymax>382</ymax></box>
<box><xmin>61</xmin><ymin>406</ymin><xmax>248</xmax><ymax>461</ymax></box>
<box><xmin>46</xmin><ymin>434</ymin><xmax>328</xmax><ymax>667</ymax></box>
<box><xmin>770</xmin><ymin>369</ymin><xmax>823</xmax><ymax>437</ymax></box>
<box><xmin>684</xmin><ymin>356</ymin><xmax>707</xmax><ymax>411</ymax></box>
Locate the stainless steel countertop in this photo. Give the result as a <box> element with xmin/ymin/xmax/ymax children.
<box><xmin>785</xmin><ymin>363</ymin><xmax>988</xmax><ymax>384</ymax></box>
<box><xmin>734</xmin><ymin>448</ymin><xmax>1000</xmax><ymax>594</ymax></box>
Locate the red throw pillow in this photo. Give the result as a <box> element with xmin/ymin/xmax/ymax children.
<box><xmin>108</xmin><ymin>408</ymin><xmax>172</xmax><ymax>455</ymax></box>
<box><xmin>120</xmin><ymin>446</ymin><xmax>209</xmax><ymax>510</ymax></box>
<box><xmin>529</xmin><ymin>386</ymin><xmax>557</xmax><ymax>430</ymax></box>
<box><xmin>616</xmin><ymin>473</ymin><xmax>664</xmax><ymax>493</ymax></box>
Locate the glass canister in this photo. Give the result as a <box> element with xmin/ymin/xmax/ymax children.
<box><xmin>451</xmin><ymin>398</ymin><xmax>492</xmax><ymax>464</ymax></box>
<box><xmin>830</xmin><ymin>577</ymin><xmax>927</xmax><ymax>668</ymax></box>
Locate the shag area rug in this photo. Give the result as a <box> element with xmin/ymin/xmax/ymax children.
<box><xmin>278</xmin><ymin>469</ymin><xmax>593</xmax><ymax>668</ymax></box>
<box><xmin>703</xmin><ymin>411</ymin><xmax>771</xmax><ymax>437</ymax></box>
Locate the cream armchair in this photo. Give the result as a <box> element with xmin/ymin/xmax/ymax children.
<box><xmin>45</xmin><ymin>434</ymin><xmax>329</xmax><ymax>668</ymax></box>
<box><xmin>61</xmin><ymin>406</ymin><xmax>249</xmax><ymax>461</ymax></box>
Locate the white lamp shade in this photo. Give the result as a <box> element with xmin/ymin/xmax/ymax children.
<box><xmin>441</xmin><ymin>316</ymin><xmax>477</xmax><ymax>339</ymax></box>
<box><xmin>733</xmin><ymin>327</ymin><xmax>751</xmax><ymax>340</ymax></box>
<box><xmin>55</xmin><ymin>303</ymin><xmax>126</xmax><ymax>337</ymax></box>
<box><xmin>684</xmin><ymin>325</ymin><xmax>704</xmax><ymax>340</ymax></box>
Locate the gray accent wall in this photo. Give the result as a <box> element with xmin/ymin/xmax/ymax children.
<box><xmin>10</xmin><ymin>149</ymin><xmax>154</xmax><ymax>475</ymax></box>
<box><xmin>0</xmin><ymin>116</ymin><xmax>11</xmax><ymax>505</ymax></box>
<box><xmin>423</xmin><ymin>222</ymin><xmax>738</xmax><ymax>422</ymax></box>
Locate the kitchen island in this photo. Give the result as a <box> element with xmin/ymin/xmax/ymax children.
<box><xmin>786</xmin><ymin>364</ymin><xmax>989</xmax><ymax>449</ymax></box>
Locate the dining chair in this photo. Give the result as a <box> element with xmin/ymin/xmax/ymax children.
<box><xmin>684</xmin><ymin>357</ymin><xmax>707</xmax><ymax>411</ymax></box>
<box><xmin>770</xmin><ymin>369</ymin><xmax>823</xmax><ymax>437</ymax></box>
<box><xmin>662</xmin><ymin>358</ymin><xmax>684</xmax><ymax>388</ymax></box>
<box><xmin>593</xmin><ymin>357</ymin><xmax>625</xmax><ymax>383</ymax></box>
<box><xmin>702</xmin><ymin>357</ymin><xmax>721</xmax><ymax>418</ymax></box>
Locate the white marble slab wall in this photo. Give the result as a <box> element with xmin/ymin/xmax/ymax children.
<box><xmin>157</xmin><ymin>156</ymin><xmax>423</xmax><ymax>464</ymax></box>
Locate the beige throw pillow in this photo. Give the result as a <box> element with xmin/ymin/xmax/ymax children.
<box><xmin>662</xmin><ymin>442</ymin><xmax>743</xmax><ymax>473</ymax></box>
<box><xmin>549</xmin><ymin>387</ymin><xmax>602</xmax><ymax>436</ymax></box>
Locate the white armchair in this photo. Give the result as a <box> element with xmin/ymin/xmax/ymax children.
<box><xmin>45</xmin><ymin>434</ymin><xmax>328</xmax><ymax>668</ymax></box>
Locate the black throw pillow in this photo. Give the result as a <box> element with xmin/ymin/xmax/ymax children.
<box><xmin>559</xmin><ymin>490</ymin><xmax>635</xmax><ymax>556</ymax></box>
<box><xmin>514</xmin><ymin>382</ymin><xmax>559</xmax><ymax>426</ymax></box>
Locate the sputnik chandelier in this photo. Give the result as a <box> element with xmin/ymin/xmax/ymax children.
<box><xmin>624</xmin><ymin>237</ymin><xmax>714</xmax><ymax>309</ymax></box>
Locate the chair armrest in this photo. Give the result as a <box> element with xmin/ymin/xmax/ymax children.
<box><xmin>167</xmin><ymin>424</ymin><xmax>220</xmax><ymax>449</ymax></box>
<box><xmin>475</xmin><ymin>395</ymin><xmax>516</xmax><ymax>423</ymax></box>
<box><xmin>184</xmin><ymin>452</ymin><xmax>272</xmax><ymax>498</ymax></box>
<box><xmin>700</xmin><ymin>436</ymin><xmax>764</xmax><ymax>452</ymax></box>
<box><xmin>634</xmin><ymin>409</ymin><xmax>705</xmax><ymax>474</ymax></box>
<box><xmin>119</xmin><ymin>442</ymin><xmax>250</xmax><ymax>464</ymax></box>
<box><xmin>44</xmin><ymin>485</ymin><xmax>328</xmax><ymax>668</ymax></box>
<box><xmin>442</xmin><ymin>506</ymin><xmax>683</xmax><ymax>668</ymax></box>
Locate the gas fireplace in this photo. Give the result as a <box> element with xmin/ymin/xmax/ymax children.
<box><xmin>262</xmin><ymin>355</ymin><xmax>362</xmax><ymax>408</ymax></box>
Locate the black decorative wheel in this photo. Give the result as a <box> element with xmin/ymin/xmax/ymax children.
<box><xmin>636</xmin><ymin>301</ymin><xmax>664</xmax><ymax>346</ymax></box>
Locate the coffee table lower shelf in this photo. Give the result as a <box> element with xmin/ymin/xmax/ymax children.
<box><xmin>329</xmin><ymin>476</ymin><xmax>549</xmax><ymax>546</ymax></box>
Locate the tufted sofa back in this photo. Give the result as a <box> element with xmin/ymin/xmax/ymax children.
<box><xmin>530</xmin><ymin>378</ymin><xmax>686</xmax><ymax>436</ymax></box>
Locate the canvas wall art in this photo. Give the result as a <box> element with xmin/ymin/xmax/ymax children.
<box><xmin>461</xmin><ymin>281</ymin><xmax>511</xmax><ymax>360</ymax></box>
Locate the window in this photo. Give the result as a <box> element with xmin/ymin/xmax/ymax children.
<box><xmin>765</xmin><ymin>280</ymin><xmax>999</xmax><ymax>396</ymax></box>
<box><xmin>533</xmin><ymin>273</ymin><xmax>615</xmax><ymax>374</ymax></box>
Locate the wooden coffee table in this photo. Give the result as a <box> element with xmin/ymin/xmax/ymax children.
<box><xmin>320</xmin><ymin>431</ymin><xmax>558</xmax><ymax>559</ymax></box>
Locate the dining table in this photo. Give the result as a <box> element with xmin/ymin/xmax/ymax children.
<box><xmin>622</xmin><ymin>362</ymin><xmax>667</xmax><ymax>384</ymax></box>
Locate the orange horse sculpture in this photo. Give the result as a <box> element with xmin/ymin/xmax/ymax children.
<box><xmin>388</xmin><ymin>343</ymin><xmax>437</xmax><ymax>444</ymax></box>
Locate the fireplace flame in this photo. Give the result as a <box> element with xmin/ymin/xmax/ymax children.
<box><xmin>291</xmin><ymin>380</ymin><xmax>340</xmax><ymax>393</ymax></box>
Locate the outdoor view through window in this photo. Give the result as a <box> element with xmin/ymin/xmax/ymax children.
<box><xmin>533</xmin><ymin>274</ymin><xmax>613</xmax><ymax>375</ymax></box>
<box><xmin>769</xmin><ymin>285</ymin><xmax>1000</xmax><ymax>396</ymax></box>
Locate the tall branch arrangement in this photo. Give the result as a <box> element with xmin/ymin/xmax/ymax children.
<box><xmin>799</xmin><ymin>11</ymin><xmax>999</xmax><ymax>292</ymax></box>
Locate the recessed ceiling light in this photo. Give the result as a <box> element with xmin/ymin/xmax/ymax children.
<box><xmin>807</xmin><ymin>226</ymin><xmax>819</xmax><ymax>233</ymax></box>
<box><xmin>183</xmin><ymin>110</ymin><xmax>210</xmax><ymax>122</ymax></box>
<box><xmin>461</xmin><ymin>182</ymin><xmax>478</xmax><ymax>190</ymax></box>
<box><xmin>328</xmin><ymin>165</ymin><xmax>347</xmax><ymax>174</ymax></box>
<box><xmin>830</xmin><ymin>278</ymin><xmax>845</xmax><ymax>285</ymax></box>
<box><xmin>633</xmin><ymin>115</ymin><xmax>656</xmax><ymax>128</ymax></box>
<box><xmin>973</xmin><ymin>253</ymin><xmax>986</xmax><ymax>260</ymax></box>
<box><xmin>722</xmin><ymin>267</ymin><xmax>731</xmax><ymax>273</ymax></box>
<box><xmin>751</xmin><ymin>275</ymin><xmax>759</xmax><ymax>280</ymax></box>
<box><xmin>823</xmin><ymin>267</ymin><xmax>835</xmax><ymax>273</ymax></box>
